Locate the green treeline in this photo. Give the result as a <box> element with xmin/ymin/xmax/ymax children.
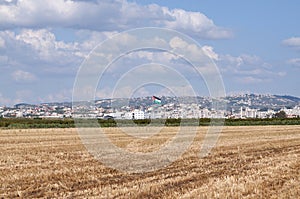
<box><xmin>1</xmin><ymin>118</ymin><xmax>300</xmax><ymax>129</ymax></box>
<box><xmin>0</xmin><ymin>118</ymin><xmax>75</xmax><ymax>129</ymax></box>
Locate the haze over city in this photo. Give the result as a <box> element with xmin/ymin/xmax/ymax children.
<box><xmin>0</xmin><ymin>0</ymin><xmax>300</xmax><ymax>106</ymax></box>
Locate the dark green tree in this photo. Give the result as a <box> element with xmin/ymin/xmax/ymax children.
<box><xmin>275</xmin><ymin>111</ymin><xmax>287</xmax><ymax>118</ymax></box>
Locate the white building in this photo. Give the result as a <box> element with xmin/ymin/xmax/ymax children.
<box><xmin>16</xmin><ymin>111</ymin><xmax>24</xmax><ymax>118</ymax></box>
<box><xmin>256</xmin><ymin>109</ymin><xmax>275</xmax><ymax>119</ymax></box>
<box><xmin>240</xmin><ymin>107</ymin><xmax>258</xmax><ymax>118</ymax></box>
<box><xmin>282</xmin><ymin>106</ymin><xmax>300</xmax><ymax>118</ymax></box>
<box><xmin>245</xmin><ymin>107</ymin><xmax>257</xmax><ymax>118</ymax></box>
<box><xmin>111</xmin><ymin>111</ymin><xmax>125</xmax><ymax>119</ymax></box>
<box><xmin>132</xmin><ymin>109</ymin><xmax>145</xmax><ymax>119</ymax></box>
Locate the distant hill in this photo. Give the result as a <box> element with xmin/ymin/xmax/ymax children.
<box><xmin>226</xmin><ymin>94</ymin><xmax>300</xmax><ymax>111</ymax></box>
<box><xmin>274</xmin><ymin>95</ymin><xmax>300</xmax><ymax>102</ymax></box>
<box><xmin>12</xmin><ymin>94</ymin><xmax>300</xmax><ymax>111</ymax></box>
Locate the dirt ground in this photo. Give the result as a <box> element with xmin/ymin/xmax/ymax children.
<box><xmin>1</xmin><ymin>126</ymin><xmax>300</xmax><ymax>198</ymax></box>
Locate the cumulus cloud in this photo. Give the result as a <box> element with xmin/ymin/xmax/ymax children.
<box><xmin>16</xmin><ymin>29</ymin><xmax>65</xmax><ymax>61</ymax></box>
<box><xmin>169</xmin><ymin>36</ymin><xmax>189</xmax><ymax>49</ymax></box>
<box><xmin>168</xmin><ymin>36</ymin><xmax>215</xmax><ymax>65</ymax></box>
<box><xmin>15</xmin><ymin>29</ymin><xmax>86</xmax><ymax>61</ymax></box>
<box><xmin>0</xmin><ymin>28</ymin><xmax>102</xmax><ymax>75</ymax></box>
<box><xmin>282</xmin><ymin>37</ymin><xmax>300</xmax><ymax>48</ymax></box>
<box><xmin>0</xmin><ymin>0</ymin><xmax>235</xmax><ymax>104</ymax></box>
<box><xmin>72</xmin><ymin>30</ymin><xmax>227</xmax><ymax>103</ymax></box>
<box><xmin>163</xmin><ymin>8</ymin><xmax>232</xmax><ymax>39</ymax></box>
<box><xmin>218</xmin><ymin>53</ymin><xmax>285</xmax><ymax>84</ymax></box>
<box><xmin>202</xmin><ymin>46</ymin><xmax>219</xmax><ymax>60</ymax></box>
<box><xmin>0</xmin><ymin>0</ymin><xmax>231</xmax><ymax>39</ymax></box>
<box><xmin>11</xmin><ymin>70</ymin><xmax>37</xmax><ymax>82</ymax></box>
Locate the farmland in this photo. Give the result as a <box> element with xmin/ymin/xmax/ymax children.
<box><xmin>1</xmin><ymin>126</ymin><xmax>300</xmax><ymax>198</ymax></box>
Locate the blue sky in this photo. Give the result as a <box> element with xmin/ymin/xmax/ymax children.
<box><xmin>0</xmin><ymin>0</ymin><xmax>300</xmax><ymax>106</ymax></box>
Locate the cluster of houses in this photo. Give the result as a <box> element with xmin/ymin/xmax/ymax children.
<box><xmin>1</xmin><ymin>101</ymin><xmax>300</xmax><ymax>119</ymax></box>
<box><xmin>0</xmin><ymin>104</ymin><xmax>72</xmax><ymax>119</ymax></box>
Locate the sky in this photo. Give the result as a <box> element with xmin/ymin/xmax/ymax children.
<box><xmin>0</xmin><ymin>0</ymin><xmax>300</xmax><ymax>106</ymax></box>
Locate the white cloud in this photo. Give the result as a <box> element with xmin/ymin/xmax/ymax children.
<box><xmin>288</xmin><ymin>58</ymin><xmax>300</xmax><ymax>67</ymax></box>
<box><xmin>220</xmin><ymin>54</ymin><xmax>271</xmax><ymax>72</ymax></box>
<box><xmin>163</xmin><ymin>8</ymin><xmax>232</xmax><ymax>39</ymax></box>
<box><xmin>283</xmin><ymin>38</ymin><xmax>300</xmax><ymax>68</ymax></box>
<box><xmin>11</xmin><ymin>70</ymin><xmax>37</xmax><ymax>82</ymax></box>
<box><xmin>0</xmin><ymin>0</ymin><xmax>231</xmax><ymax>39</ymax></box>
<box><xmin>220</xmin><ymin>54</ymin><xmax>243</xmax><ymax>67</ymax></box>
<box><xmin>202</xmin><ymin>45</ymin><xmax>219</xmax><ymax>60</ymax></box>
<box><xmin>15</xmin><ymin>29</ymin><xmax>83</xmax><ymax>62</ymax></box>
<box><xmin>236</xmin><ymin>76</ymin><xmax>270</xmax><ymax>84</ymax></box>
<box><xmin>282</xmin><ymin>37</ymin><xmax>300</xmax><ymax>47</ymax></box>
<box><xmin>16</xmin><ymin>29</ymin><xmax>57</xmax><ymax>60</ymax></box>
<box><xmin>0</xmin><ymin>35</ymin><xmax>4</xmax><ymax>48</ymax></box>
<box><xmin>169</xmin><ymin>36</ymin><xmax>189</xmax><ymax>49</ymax></box>
<box><xmin>0</xmin><ymin>29</ymin><xmax>93</xmax><ymax>75</ymax></box>
<box><xmin>76</xmin><ymin>30</ymin><xmax>118</xmax><ymax>52</ymax></box>
<box><xmin>219</xmin><ymin>53</ymin><xmax>285</xmax><ymax>84</ymax></box>
<box><xmin>169</xmin><ymin>36</ymin><xmax>212</xmax><ymax>63</ymax></box>
<box><xmin>40</xmin><ymin>89</ymin><xmax>72</xmax><ymax>103</ymax></box>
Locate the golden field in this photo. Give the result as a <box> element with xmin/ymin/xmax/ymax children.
<box><xmin>1</xmin><ymin>126</ymin><xmax>300</xmax><ymax>198</ymax></box>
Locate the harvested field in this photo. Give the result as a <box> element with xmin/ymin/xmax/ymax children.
<box><xmin>1</xmin><ymin>126</ymin><xmax>300</xmax><ymax>198</ymax></box>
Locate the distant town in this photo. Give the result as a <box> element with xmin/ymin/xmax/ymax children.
<box><xmin>1</xmin><ymin>94</ymin><xmax>300</xmax><ymax>119</ymax></box>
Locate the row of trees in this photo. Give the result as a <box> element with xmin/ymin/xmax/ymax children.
<box><xmin>1</xmin><ymin>117</ymin><xmax>300</xmax><ymax>129</ymax></box>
